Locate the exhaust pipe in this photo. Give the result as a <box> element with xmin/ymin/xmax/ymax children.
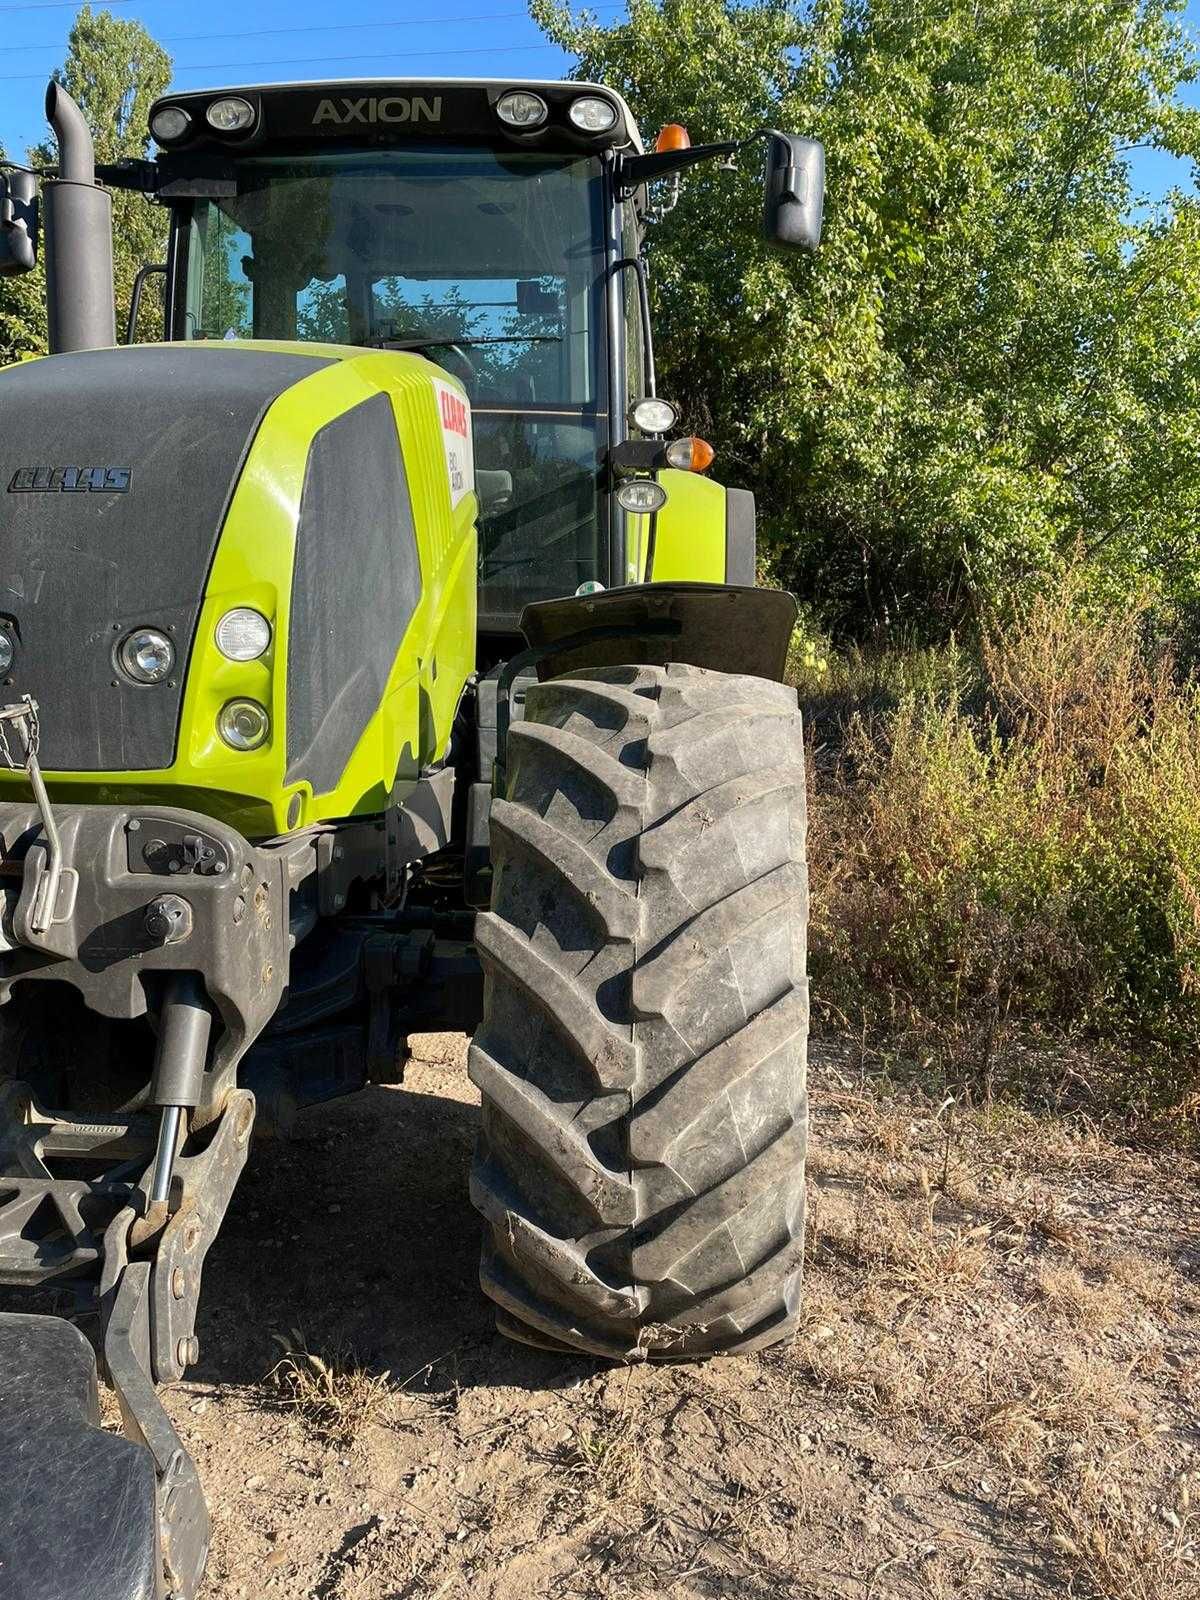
<box><xmin>43</xmin><ymin>82</ymin><xmax>115</xmax><ymax>354</ymax></box>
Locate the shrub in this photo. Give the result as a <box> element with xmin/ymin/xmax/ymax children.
<box><xmin>800</xmin><ymin>575</ymin><xmax>1200</xmax><ymax>1124</ymax></box>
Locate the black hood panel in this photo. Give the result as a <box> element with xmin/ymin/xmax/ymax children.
<box><xmin>0</xmin><ymin>345</ymin><xmax>331</xmax><ymax>772</ymax></box>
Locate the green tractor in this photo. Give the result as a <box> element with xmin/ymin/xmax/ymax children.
<box><xmin>0</xmin><ymin>76</ymin><xmax>821</xmax><ymax>1599</ymax></box>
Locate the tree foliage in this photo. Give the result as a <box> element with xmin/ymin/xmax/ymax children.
<box><xmin>0</xmin><ymin>5</ymin><xmax>171</xmax><ymax>357</ymax></box>
<box><xmin>536</xmin><ymin>0</ymin><xmax>1200</xmax><ymax>636</ymax></box>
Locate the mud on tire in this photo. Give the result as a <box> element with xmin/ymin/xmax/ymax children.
<box><xmin>469</xmin><ymin>663</ymin><xmax>808</xmax><ymax>1358</ymax></box>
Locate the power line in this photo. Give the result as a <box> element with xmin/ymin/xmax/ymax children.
<box><xmin>0</xmin><ymin>0</ymin><xmax>184</xmax><ymax>10</ymax></box>
<box><xmin>4</xmin><ymin>6</ymin><xmax>622</xmax><ymax>54</ymax></box>
<box><xmin>0</xmin><ymin>42</ymin><xmax>576</xmax><ymax>83</ymax></box>
<box><xmin>172</xmin><ymin>42</ymin><xmax>573</xmax><ymax>74</ymax></box>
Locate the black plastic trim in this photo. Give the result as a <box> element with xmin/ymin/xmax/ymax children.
<box><xmin>285</xmin><ymin>392</ymin><xmax>421</xmax><ymax>795</ymax></box>
<box><xmin>725</xmin><ymin>486</ymin><xmax>757</xmax><ymax>586</ymax></box>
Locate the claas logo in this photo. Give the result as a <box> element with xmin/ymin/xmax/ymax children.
<box><xmin>8</xmin><ymin>466</ymin><xmax>131</xmax><ymax>493</ymax></box>
<box><xmin>439</xmin><ymin>390</ymin><xmax>469</xmax><ymax>438</ymax></box>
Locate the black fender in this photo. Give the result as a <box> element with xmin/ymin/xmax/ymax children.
<box><xmin>519</xmin><ymin>581</ymin><xmax>798</xmax><ymax>685</ymax></box>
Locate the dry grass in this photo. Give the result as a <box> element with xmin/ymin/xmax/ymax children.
<box><xmin>266</xmin><ymin>1329</ymin><xmax>397</xmax><ymax>1447</ymax></box>
<box><xmin>1026</xmin><ymin>1467</ymin><xmax>1200</xmax><ymax>1600</ymax></box>
<box><xmin>170</xmin><ymin>1045</ymin><xmax>1200</xmax><ymax>1600</ymax></box>
<box><xmin>1105</xmin><ymin>1249</ymin><xmax>1188</xmax><ymax>1319</ymax></box>
<box><xmin>1036</xmin><ymin>1261</ymin><xmax>1128</xmax><ymax>1331</ymax></box>
<box><xmin>556</xmin><ymin>1410</ymin><xmax>649</xmax><ymax>1506</ymax></box>
<box><xmin>786</xmin><ymin>1055</ymin><xmax>1200</xmax><ymax>1599</ymax></box>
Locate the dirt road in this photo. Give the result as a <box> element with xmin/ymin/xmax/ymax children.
<box><xmin>162</xmin><ymin>1035</ymin><xmax>1200</xmax><ymax>1599</ymax></box>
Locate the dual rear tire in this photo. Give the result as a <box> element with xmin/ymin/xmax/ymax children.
<box><xmin>469</xmin><ymin>663</ymin><xmax>809</xmax><ymax>1358</ymax></box>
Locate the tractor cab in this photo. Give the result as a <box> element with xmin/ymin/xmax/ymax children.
<box><xmin>141</xmin><ymin>80</ymin><xmax>818</xmax><ymax>634</ymax></box>
<box><xmin>160</xmin><ymin>84</ymin><xmax>626</xmax><ymax>633</ymax></box>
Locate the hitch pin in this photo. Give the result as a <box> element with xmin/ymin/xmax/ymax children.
<box><xmin>0</xmin><ymin>697</ymin><xmax>63</xmax><ymax>934</ymax></box>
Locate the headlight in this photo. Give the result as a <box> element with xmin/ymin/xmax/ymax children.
<box><xmin>496</xmin><ymin>91</ymin><xmax>548</xmax><ymax>129</ymax></box>
<box><xmin>0</xmin><ymin>629</ymin><xmax>15</xmax><ymax>676</ymax></box>
<box><xmin>616</xmin><ymin>479</ymin><xmax>668</xmax><ymax>515</ymax></box>
<box><xmin>218</xmin><ymin>699</ymin><xmax>270</xmax><ymax>751</ymax></box>
<box><xmin>118</xmin><ymin>627</ymin><xmax>174</xmax><ymax>685</ymax></box>
<box><xmin>630</xmin><ymin>397</ymin><xmax>679</xmax><ymax>435</ymax></box>
<box><xmin>150</xmin><ymin>105</ymin><xmax>191</xmax><ymax>143</ymax></box>
<box><xmin>215</xmin><ymin>608</ymin><xmax>271</xmax><ymax>662</ymax></box>
<box><xmin>206</xmin><ymin>97</ymin><xmax>255</xmax><ymax>134</ymax></box>
<box><xmin>569</xmin><ymin>96</ymin><xmax>619</xmax><ymax>134</ymax></box>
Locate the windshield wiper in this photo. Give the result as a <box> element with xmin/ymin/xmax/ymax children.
<box><xmin>363</xmin><ymin>334</ymin><xmax>562</xmax><ymax>349</ymax></box>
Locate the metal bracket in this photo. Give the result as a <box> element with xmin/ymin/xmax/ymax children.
<box><xmin>88</xmin><ymin>1089</ymin><xmax>255</xmax><ymax>1598</ymax></box>
<box><xmin>102</xmin><ymin>1216</ymin><xmax>210</xmax><ymax>1600</ymax></box>
<box><xmin>145</xmin><ymin>1087</ymin><xmax>256</xmax><ymax>1383</ymax></box>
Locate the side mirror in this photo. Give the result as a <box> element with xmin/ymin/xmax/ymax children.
<box><xmin>477</xmin><ymin>468</ymin><xmax>514</xmax><ymax>514</ymax></box>
<box><xmin>762</xmin><ymin>133</ymin><xmax>824</xmax><ymax>252</ymax></box>
<box><xmin>0</xmin><ymin>169</ymin><xmax>39</xmax><ymax>276</ymax></box>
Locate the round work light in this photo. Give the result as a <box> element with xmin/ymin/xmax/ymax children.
<box><xmin>150</xmin><ymin>105</ymin><xmax>191</xmax><ymax>143</ymax></box>
<box><xmin>568</xmin><ymin>96</ymin><xmax>619</xmax><ymax>134</ymax></box>
<box><xmin>206</xmin><ymin>97</ymin><xmax>255</xmax><ymax>134</ymax></box>
<box><xmin>215</xmin><ymin>608</ymin><xmax>271</xmax><ymax>662</ymax></box>
<box><xmin>615</xmin><ymin>479</ymin><xmax>668</xmax><ymax>515</ymax></box>
<box><xmin>117</xmin><ymin>628</ymin><xmax>174</xmax><ymax>685</ymax></box>
<box><xmin>218</xmin><ymin>699</ymin><xmax>270</xmax><ymax>751</ymax></box>
<box><xmin>496</xmin><ymin>91</ymin><xmax>548</xmax><ymax>129</ymax></box>
<box><xmin>630</xmin><ymin>397</ymin><xmax>679</xmax><ymax>435</ymax></box>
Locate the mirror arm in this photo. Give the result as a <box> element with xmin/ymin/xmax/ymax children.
<box><xmin>617</xmin><ymin>138</ymin><xmax>745</xmax><ymax>194</ymax></box>
<box><xmin>618</xmin><ymin>124</ymin><xmax>802</xmax><ymax>196</ymax></box>
<box><xmin>96</xmin><ymin>158</ymin><xmax>160</xmax><ymax>195</ymax></box>
<box><xmin>0</xmin><ymin>167</ymin><xmax>40</xmax><ymax>277</ymax></box>
<box><xmin>610</xmin><ymin>438</ymin><xmax>668</xmax><ymax>474</ymax></box>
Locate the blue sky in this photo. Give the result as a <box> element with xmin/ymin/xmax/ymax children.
<box><xmin>0</xmin><ymin>0</ymin><xmax>1197</xmax><ymax>202</ymax></box>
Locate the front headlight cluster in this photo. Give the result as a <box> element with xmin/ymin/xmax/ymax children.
<box><xmin>112</xmin><ymin>609</ymin><xmax>272</xmax><ymax>752</ymax></box>
<box><xmin>214</xmin><ymin>608</ymin><xmax>271</xmax><ymax>751</ymax></box>
<box><xmin>495</xmin><ymin>90</ymin><xmax>619</xmax><ymax>136</ymax></box>
<box><xmin>151</xmin><ymin>96</ymin><xmax>256</xmax><ymax>144</ymax></box>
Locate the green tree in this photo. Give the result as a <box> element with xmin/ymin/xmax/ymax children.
<box><xmin>536</xmin><ymin>0</ymin><xmax>1200</xmax><ymax>637</ymax></box>
<box><xmin>0</xmin><ymin>4</ymin><xmax>171</xmax><ymax>356</ymax></box>
<box><xmin>0</xmin><ymin>145</ymin><xmax>44</xmax><ymax>360</ymax></box>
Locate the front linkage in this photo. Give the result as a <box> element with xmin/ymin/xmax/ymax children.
<box><xmin>0</xmin><ymin>700</ymin><xmax>473</xmax><ymax>1600</ymax></box>
<box><xmin>0</xmin><ymin>698</ymin><xmax>282</xmax><ymax>1597</ymax></box>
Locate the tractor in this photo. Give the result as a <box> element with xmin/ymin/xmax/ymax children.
<box><xmin>0</xmin><ymin>76</ymin><xmax>821</xmax><ymax>1599</ymax></box>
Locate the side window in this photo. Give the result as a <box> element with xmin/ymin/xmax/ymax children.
<box><xmin>622</xmin><ymin>203</ymin><xmax>646</xmax><ymax>406</ymax></box>
<box><xmin>186</xmin><ymin>204</ymin><xmax>252</xmax><ymax>340</ymax></box>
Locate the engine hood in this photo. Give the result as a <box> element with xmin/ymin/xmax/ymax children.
<box><xmin>0</xmin><ymin>345</ymin><xmax>331</xmax><ymax>772</ymax></box>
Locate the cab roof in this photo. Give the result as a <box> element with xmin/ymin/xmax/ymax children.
<box><xmin>149</xmin><ymin>78</ymin><xmax>644</xmax><ymax>156</ymax></box>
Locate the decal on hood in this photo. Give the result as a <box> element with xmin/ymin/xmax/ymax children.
<box><xmin>7</xmin><ymin>467</ymin><xmax>131</xmax><ymax>493</ymax></box>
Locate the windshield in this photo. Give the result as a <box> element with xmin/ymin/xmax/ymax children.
<box><xmin>181</xmin><ymin>146</ymin><xmax>610</xmax><ymax>625</ymax></box>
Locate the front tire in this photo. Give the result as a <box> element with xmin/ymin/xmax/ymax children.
<box><xmin>469</xmin><ymin>663</ymin><xmax>808</xmax><ymax>1358</ymax></box>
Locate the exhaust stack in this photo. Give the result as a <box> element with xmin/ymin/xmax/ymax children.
<box><xmin>43</xmin><ymin>82</ymin><xmax>115</xmax><ymax>354</ymax></box>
